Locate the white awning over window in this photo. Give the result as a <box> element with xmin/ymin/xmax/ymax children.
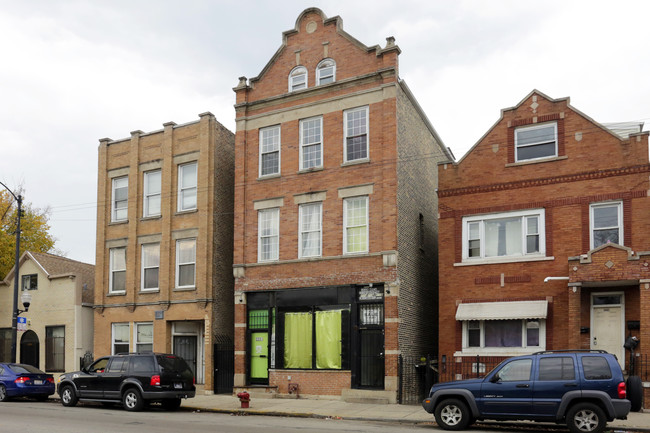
<box><xmin>455</xmin><ymin>300</ymin><xmax>548</xmax><ymax>321</ymax></box>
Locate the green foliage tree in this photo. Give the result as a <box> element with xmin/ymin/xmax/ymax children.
<box><xmin>0</xmin><ymin>189</ymin><xmax>56</xmax><ymax>279</ymax></box>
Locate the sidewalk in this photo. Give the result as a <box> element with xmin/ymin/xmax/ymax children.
<box><xmin>184</xmin><ymin>393</ymin><xmax>650</xmax><ymax>431</ymax></box>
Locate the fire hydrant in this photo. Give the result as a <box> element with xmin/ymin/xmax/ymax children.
<box><xmin>237</xmin><ymin>391</ymin><xmax>250</xmax><ymax>408</ymax></box>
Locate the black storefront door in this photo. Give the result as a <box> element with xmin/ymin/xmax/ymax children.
<box><xmin>359</xmin><ymin>329</ymin><xmax>384</xmax><ymax>388</ymax></box>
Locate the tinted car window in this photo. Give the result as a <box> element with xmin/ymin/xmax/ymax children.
<box><xmin>539</xmin><ymin>356</ymin><xmax>575</xmax><ymax>380</ymax></box>
<box><xmin>131</xmin><ymin>356</ymin><xmax>155</xmax><ymax>373</ymax></box>
<box><xmin>496</xmin><ymin>359</ymin><xmax>532</xmax><ymax>381</ymax></box>
<box><xmin>89</xmin><ymin>358</ymin><xmax>109</xmax><ymax>373</ymax></box>
<box><xmin>9</xmin><ymin>364</ymin><xmax>43</xmax><ymax>374</ymax></box>
<box><xmin>582</xmin><ymin>356</ymin><xmax>612</xmax><ymax>380</ymax></box>
<box><xmin>157</xmin><ymin>355</ymin><xmax>192</xmax><ymax>376</ymax></box>
<box><xmin>107</xmin><ymin>358</ymin><xmax>128</xmax><ymax>373</ymax></box>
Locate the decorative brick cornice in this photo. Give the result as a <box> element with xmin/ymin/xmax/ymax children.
<box><xmin>475</xmin><ymin>275</ymin><xmax>531</xmax><ymax>285</ymax></box>
<box><xmin>438</xmin><ymin>164</ymin><xmax>650</xmax><ymax>199</ymax></box>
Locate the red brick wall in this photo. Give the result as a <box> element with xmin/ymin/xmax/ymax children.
<box><xmin>269</xmin><ymin>369</ymin><xmax>351</xmax><ymax>396</ymax></box>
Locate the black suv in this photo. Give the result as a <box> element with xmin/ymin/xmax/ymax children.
<box><xmin>423</xmin><ymin>350</ymin><xmax>631</xmax><ymax>433</ymax></box>
<box><xmin>57</xmin><ymin>353</ymin><xmax>195</xmax><ymax>411</ymax></box>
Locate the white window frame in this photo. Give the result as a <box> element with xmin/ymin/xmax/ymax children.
<box><xmin>299</xmin><ymin>116</ymin><xmax>323</xmax><ymax>170</ymax></box>
<box><xmin>259</xmin><ymin>125</ymin><xmax>281</xmax><ymax>177</ymax></box>
<box><xmin>109</xmin><ymin>247</ymin><xmax>126</xmax><ymax>294</ymax></box>
<box><xmin>298</xmin><ymin>202</ymin><xmax>322</xmax><ymax>258</ymax></box>
<box><xmin>134</xmin><ymin>322</ymin><xmax>153</xmax><ymax>353</ymax></box>
<box><xmin>175</xmin><ymin>238</ymin><xmax>196</xmax><ymax>289</ymax></box>
<box><xmin>258</xmin><ymin>208</ymin><xmax>280</xmax><ymax>262</ymax></box>
<box><xmin>460</xmin><ymin>319</ymin><xmax>546</xmax><ymax>355</ymax></box>
<box><xmin>461</xmin><ymin>209</ymin><xmax>546</xmax><ymax>263</ymax></box>
<box><xmin>177</xmin><ymin>162</ymin><xmax>198</xmax><ymax>212</ymax></box>
<box><xmin>343</xmin><ymin>106</ymin><xmax>369</xmax><ymax>163</ymax></box>
<box><xmin>143</xmin><ymin>170</ymin><xmax>161</xmax><ymax>217</ymax></box>
<box><xmin>111</xmin><ymin>323</ymin><xmax>130</xmax><ymax>355</ymax></box>
<box><xmin>514</xmin><ymin>122</ymin><xmax>558</xmax><ymax>162</ymax></box>
<box><xmin>289</xmin><ymin>66</ymin><xmax>307</xmax><ymax>92</ymax></box>
<box><xmin>140</xmin><ymin>243</ymin><xmax>160</xmax><ymax>291</ymax></box>
<box><xmin>316</xmin><ymin>58</ymin><xmax>336</xmax><ymax>85</ymax></box>
<box><xmin>343</xmin><ymin>196</ymin><xmax>369</xmax><ymax>254</ymax></box>
<box><xmin>590</xmin><ymin>201</ymin><xmax>623</xmax><ymax>249</ymax></box>
<box><xmin>111</xmin><ymin>176</ymin><xmax>128</xmax><ymax>222</ymax></box>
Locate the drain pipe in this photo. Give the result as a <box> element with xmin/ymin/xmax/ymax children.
<box><xmin>544</xmin><ymin>276</ymin><xmax>569</xmax><ymax>283</ymax></box>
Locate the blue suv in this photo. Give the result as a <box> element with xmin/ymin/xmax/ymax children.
<box><xmin>422</xmin><ymin>350</ymin><xmax>631</xmax><ymax>433</ymax></box>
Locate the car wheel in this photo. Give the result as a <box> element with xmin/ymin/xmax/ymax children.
<box><xmin>60</xmin><ymin>385</ymin><xmax>78</xmax><ymax>407</ymax></box>
<box><xmin>122</xmin><ymin>388</ymin><xmax>144</xmax><ymax>412</ymax></box>
<box><xmin>627</xmin><ymin>376</ymin><xmax>644</xmax><ymax>412</ymax></box>
<box><xmin>161</xmin><ymin>398</ymin><xmax>182</xmax><ymax>411</ymax></box>
<box><xmin>567</xmin><ymin>402</ymin><xmax>607</xmax><ymax>433</ymax></box>
<box><xmin>434</xmin><ymin>398</ymin><xmax>471</xmax><ymax>431</ymax></box>
<box><xmin>0</xmin><ymin>384</ymin><xmax>9</xmax><ymax>402</ymax></box>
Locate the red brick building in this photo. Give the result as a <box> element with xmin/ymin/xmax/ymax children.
<box><xmin>232</xmin><ymin>8</ymin><xmax>451</xmax><ymax>403</ymax></box>
<box><xmin>438</xmin><ymin>90</ymin><xmax>649</xmax><ymax>402</ymax></box>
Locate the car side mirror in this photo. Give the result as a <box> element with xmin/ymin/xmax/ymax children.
<box><xmin>81</xmin><ymin>366</ymin><xmax>89</xmax><ymax>374</ymax></box>
<box><xmin>490</xmin><ymin>373</ymin><xmax>500</xmax><ymax>383</ymax></box>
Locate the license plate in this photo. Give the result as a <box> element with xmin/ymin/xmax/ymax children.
<box><xmin>174</xmin><ymin>382</ymin><xmax>183</xmax><ymax>389</ymax></box>
<box><xmin>34</xmin><ymin>380</ymin><xmax>43</xmax><ymax>385</ymax></box>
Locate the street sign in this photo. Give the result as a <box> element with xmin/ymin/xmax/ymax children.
<box><xmin>17</xmin><ymin>316</ymin><xmax>26</xmax><ymax>331</ymax></box>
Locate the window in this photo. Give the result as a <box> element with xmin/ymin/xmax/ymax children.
<box><xmin>515</xmin><ymin>123</ymin><xmax>557</xmax><ymax>162</ymax></box>
<box><xmin>259</xmin><ymin>126</ymin><xmax>280</xmax><ymax>177</ymax></box>
<box><xmin>141</xmin><ymin>243</ymin><xmax>160</xmax><ymax>291</ymax></box>
<box><xmin>112</xmin><ymin>176</ymin><xmax>128</xmax><ymax>222</ymax></box>
<box><xmin>582</xmin><ymin>356</ymin><xmax>612</xmax><ymax>380</ymax></box>
<box><xmin>109</xmin><ymin>247</ymin><xmax>126</xmax><ymax>293</ymax></box>
<box><xmin>283</xmin><ymin>308</ymin><xmax>349</xmax><ymax>370</ymax></box>
<box><xmin>258</xmin><ymin>208</ymin><xmax>279</xmax><ymax>262</ymax></box>
<box><xmin>143</xmin><ymin>170</ymin><xmax>161</xmax><ymax>217</ymax></box>
<box><xmin>135</xmin><ymin>322</ymin><xmax>153</xmax><ymax>352</ymax></box>
<box><xmin>299</xmin><ymin>202</ymin><xmax>322</xmax><ymax>258</ymax></box>
<box><xmin>464</xmin><ymin>319</ymin><xmax>544</xmax><ymax>351</ymax></box>
<box><xmin>343</xmin><ymin>196</ymin><xmax>368</xmax><ymax>254</ymax></box>
<box><xmin>289</xmin><ymin>66</ymin><xmax>307</xmax><ymax>92</ymax></box>
<box><xmin>344</xmin><ymin>106</ymin><xmax>368</xmax><ymax>162</ymax></box>
<box><xmin>300</xmin><ymin>117</ymin><xmax>323</xmax><ymax>170</ymax></box>
<box><xmin>495</xmin><ymin>358</ymin><xmax>532</xmax><ymax>381</ymax></box>
<box><xmin>45</xmin><ymin>326</ymin><xmax>65</xmax><ymax>372</ymax></box>
<box><xmin>178</xmin><ymin>162</ymin><xmax>197</xmax><ymax>212</ymax></box>
<box><xmin>462</xmin><ymin>209</ymin><xmax>545</xmax><ymax>262</ymax></box>
<box><xmin>176</xmin><ymin>238</ymin><xmax>196</xmax><ymax>288</ymax></box>
<box><xmin>538</xmin><ymin>357</ymin><xmax>575</xmax><ymax>381</ymax></box>
<box><xmin>107</xmin><ymin>357</ymin><xmax>128</xmax><ymax>373</ymax></box>
<box><xmin>590</xmin><ymin>201</ymin><xmax>623</xmax><ymax>249</ymax></box>
<box><xmin>0</xmin><ymin>328</ymin><xmax>11</xmax><ymax>362</ymax></box>
<box><xmin>21</xmin><ymin>274</ymin><xmax>37</xmax><ymax>290</ymax></box>
<box><xmin>112</xmin><ymin>323</ymin><xmax>130</xmax><ymax>354</ymax></box>
<box><xmin>316</xmin><ymin>59</ymin><xmax>336</xmax><ymax>85</ymax></box>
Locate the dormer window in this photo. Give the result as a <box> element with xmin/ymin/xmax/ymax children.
<box><xmin>316</xmin><ymin>59</ymin><xmax>336</xmax><ymax>85</ymax></box>
<box><xmin>289</xmin><ymin>66</ymin><xmax>307</xmax><ymax>92</ymax></box>
<box><xmin>515</xmin><ymin>123</ymin><xmax>557</xmax><ymax>162</ymax></box>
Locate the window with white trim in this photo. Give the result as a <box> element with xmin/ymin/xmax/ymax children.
<box><xmin>141</xmin><ymin>243</ymin><xmax>160</xmax><ymax>291</ymax></box>
<box><xmin>316</xmin><ymin>59</ymin><xmax>336</xmax><ymax>85</ymax></box>
<box><xmin>299</xmin><ymin>202</ymin><xmax>322</xmax><ymax>258</ymax></box>
<box><xmin>109</xmin><ymin>247</ymin><xmax>126</xmax><ymax>294</ymax></box>
<box><xmin>289</xmin><ymin>66</ymin><xmax>307</xmax><ymax>92</ymax></box>
<box><xmin>343</xmin><ymin>196</ymin><xmax>368</xmax><ymax>254</ymax></box>
<box><xmin>259</xmin><ymin>125</ymin><xmax>280</xmax><ymax>177</ymax></box>
<box><xmin>258</xmin><ymin>208</ymin><xmax>279</xmax><ymax>262</ymax></box>
<box><xmin>462</xmin><ymin>209</ymin><xmax>545</xmax><ymax>262</ymax></box>
<box><xmin>300</xmin><ymin>117</ymin><xmax>323</xmax><ymax>170</ymax></box>
<box><xmin>515</xmin><ymin>123</ymin><xmax>557</xmax><ymax>162</ymax></box>
<box><xmin>112</xmin><ymin>323</ymin><xmax>130</xmax><ymax>354</ymax></box>
<box><xmin>176</xmin><ymin>238</ymin><xmax>196</xmax><ymax>288</ymax></box>
<box><xmin>344</xmin><ymin>106</ymin><xmax>368</xmax><ymax>162</ymax></box>
<box><xmin>143</xmin><ymin>170</ymin><xmax>161</xmax><ymax>217</ymax></box>
<box><xmin>463</xmin><ymin>319</ymin><xmax>545</xmax><ymax>352</ymax></box>
<box><xmin>112</xmin><ymin>176</ymin><xmax>128</xmax><ymax>222</ymax></box>
<box><xmin>177</xmin><ymin>162</ymin><xmax>197</xmax><ymax>212</ymax></box>
<box><xmin>135</xmin><ymin>322</ymin><xmax>153</xmax><ymax>352</ymax></box>
<box><xmin>590</xmin><ymin>201</ymin><xmax>623</xmax><ymax>249</ymax></box>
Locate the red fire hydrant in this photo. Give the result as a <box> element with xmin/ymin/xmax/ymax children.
<box><xmin>237</xmin><ymin>391</ymin><xmax>250</xmax><ymax>408</ymax></box>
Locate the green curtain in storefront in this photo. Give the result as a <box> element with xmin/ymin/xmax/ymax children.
<box><xmin>284</xmin><ymin>312</ymin><xmax>312</xmax><ymax>368</ymax></box>
<box><xmin>316</xmin><ymin>310</ymin><xmax>342</xmax><ymax>369</ymax></box>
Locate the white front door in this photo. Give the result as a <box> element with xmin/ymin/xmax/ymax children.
<box><xmin>591</xmin><ymin>293</ymin><xmax>624</xmax><ymax>369</ymax></box>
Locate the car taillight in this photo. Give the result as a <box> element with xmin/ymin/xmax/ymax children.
<box><xmin>150</xmin><ymin>375</ymin><xmax>161</xmax><ymax>386</ymax></box>
<box><xmin>46</xmin><ymin>377</ymin><xmax>54</xmax><ymax>384</ymax></box>
<box><xmin>618</xmin><ymin>381</ymin><xmax>626</xmax><ymax>399</ymax></box>
<box><xmin>193</xmin><ymin>376</ymin><xmax>196</xmax><ymax>385</ymax></box>
<box><xmin>14</xmin><ymin>376</ymin><xmax>28</xmax><ymax>384</ymax></box>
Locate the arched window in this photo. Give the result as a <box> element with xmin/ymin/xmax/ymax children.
<box><xmin>289</xmin><ymin>66</ymin><xmax>307</xmax><ymax>92</ymax></box>
<box><xmin>316</xmin><ymin>59</ymin><xmax>336</xmax><ymax>85</ymax></box>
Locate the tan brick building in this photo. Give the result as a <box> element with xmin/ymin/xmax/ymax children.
<box><xmin>232</xmin><ymin>8</ymin><xmax>451</xmax><ymax>403</ymax></box>
<box><xmin>0</xmin><ymin>251</ymin><xmax>94</xmax><ymax>378</ymax></box>
<box><xmin>94</xmin><ymin>112</ymin><xmax>234</xmax><ymax>393</ymax></box>
<box><xmin>437</xmin><ymin>90</ymin><xmax>650</xmax><ymax>403</ymax></box>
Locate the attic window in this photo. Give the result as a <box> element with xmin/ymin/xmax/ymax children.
<box><xmin>22</xmin><ymin>274</ymin><xmax>38</xmax><ymax>290</ymax></box>
<box><xmin>289</xmin><ymin>66</ymin><xmax>307</xmax><ymax>92</ymax></box>
<box><xmin>515</xmin><ymin>123</ymin><xmax>557</xmax><ymax>162</ymax></box>
<box><xmin>316</xmin><ymin>59</ymin><xmax>336</xmax><ymax>85</ymax></box>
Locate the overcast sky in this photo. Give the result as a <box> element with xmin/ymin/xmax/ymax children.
<box><xmin>1</xmin><ymin>0</ymin><xmax>649</xmax><ymax>265</ymax></box>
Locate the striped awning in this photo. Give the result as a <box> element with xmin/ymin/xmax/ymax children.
<box><xmin>455</xmin><ymin>300</ymin><xmax>548</xmax><ymax>321</ymax></box>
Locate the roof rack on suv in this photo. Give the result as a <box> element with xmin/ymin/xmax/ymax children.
<box><xmin>531</xmin><ymin>349</ymin><xmax>608</xmax><ymax>355</ymax></box>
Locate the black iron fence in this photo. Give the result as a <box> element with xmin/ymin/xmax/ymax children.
<box><xmin>631</xmin><ymin>353</ymin><xmax>649</xmax><ymax>381</ymax></box>
<box><xmin>437</xmin><ymin>354</ymin><xmax>507</xmax><ymax>384</ymax></box>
